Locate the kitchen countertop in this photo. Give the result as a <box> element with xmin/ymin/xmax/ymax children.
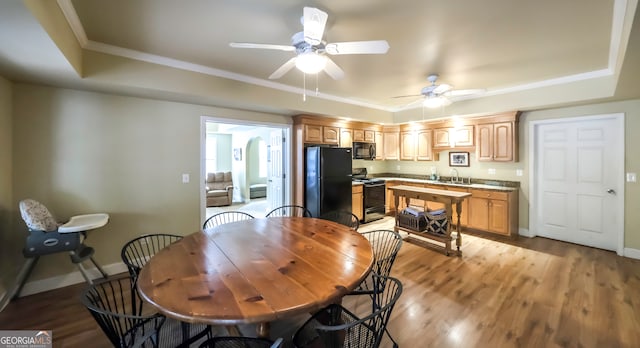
<box><xmin>374</xmin><ymin>177</ymin><xmax>519</xmax><ymax>191</ymax></box>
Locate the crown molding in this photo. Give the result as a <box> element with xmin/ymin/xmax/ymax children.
<box><xmin>57</xmin><ymin>0</ymin><xmax>630</xmax><ymax>114</ymax></box>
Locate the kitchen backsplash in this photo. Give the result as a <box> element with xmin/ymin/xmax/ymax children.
<box><xmin>352</xmin><ymin>151</ymin><xmax>525</xmax><ymax>183</ymax></box>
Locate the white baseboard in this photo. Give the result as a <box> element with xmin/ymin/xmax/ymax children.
<box><xmin>623</xmin><ymin>247</ymin><xmax>640</xmax><ymax>260</ymax></box>
<box><xmin>518</xmin><ymin>227</ymin><xmax>534</xmax><ymax>238</ymax></box>
<box><xmin>18</xmin><ymin>261</ymin><xmax>128</xmax><ymax>298</ymax></box>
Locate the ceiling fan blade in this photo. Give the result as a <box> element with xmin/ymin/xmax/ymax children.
<box><xmin>303</xmin><ymin>7</ymin><xmax>328</xmax><ymax>45</ymax></box>
<box><xmin>269</xmin><ymin>57</ymin><xmax>297</xmax><ymax>79</ymax></box>
<box><xmin>444</xmin><ymin>88</ymin><xmax>486</xmax><ymax>97</ymax></box>
<box><xmin>392</xmin><ymin>94</ymin><xmax>423</xmax><ymax>99</ymax></box>
<box><xmin>433</xmin><ymin>84</ymin><xmax>452</xmax><ymax>94</ymax></box>
<box><xmin>325</xmin><ymin>40</ymin><xmax>390</xmax><ymax>55</ymax></box>
<box><xmin>323</xmin><ymin>57</ymin><xmax>345</xmax><ymax>80</ymax></box>
<box><xmin>229</xmin><ymin>42</ymin><xmax>295</xmax><ymax>51</ymax></box>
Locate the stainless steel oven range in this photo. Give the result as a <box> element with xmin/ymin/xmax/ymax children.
<box><xmin>352</xmin><ymin>168</ymin><xmax>386</xmax><ymax>223</ymax></box>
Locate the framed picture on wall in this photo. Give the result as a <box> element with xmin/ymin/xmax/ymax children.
<box><xmin>233</xmin><ymin>148</ymin><xmax>242</xmax><ymax>161</ymax></box>
<box><xmin>449</xmin><ymin>152</ymin><xmax>469</xmax><ymax>167</ymax></box>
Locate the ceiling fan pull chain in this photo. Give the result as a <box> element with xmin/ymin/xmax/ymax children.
<box><xmin>303</xmin><ymin>73</ymin><xmax>307</xmax><ymax>102</ymax></box>
<box><xmin>315</xmin><ymin>74</ymin><xmax>319</xmax><ymax>96</ymax></box>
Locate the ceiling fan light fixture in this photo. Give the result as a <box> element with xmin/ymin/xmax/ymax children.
<box><xmin>423</xmin><ymin>95</ymin><xmax>447</xmax><ymax>108</ymax></box>
<box><xmin>295</xmin><ymin>52</ymin><xmax>326</xmax><ymax>74</ymax></box>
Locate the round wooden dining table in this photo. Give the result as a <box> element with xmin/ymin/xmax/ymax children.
<box><xmin>137</xmin><ymin>216</ymin><xmax>374</xmax><ymax>338</ymax></box>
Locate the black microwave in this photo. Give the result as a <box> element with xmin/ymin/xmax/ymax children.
<box><xmin>352</xmin><ymin>142</ymin><xmax>376</xmax><ymax>160</ymax></box>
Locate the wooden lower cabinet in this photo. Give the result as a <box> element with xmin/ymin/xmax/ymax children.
<box><xmin>387</xmin><ymin>182</ymin><xmax>517</xmax><ymax>236</ymax></box>
<box><xmin>467</xmin><ymin>189</ymin><xmax>517</xmax><ymax>236</ymax></box>
<box><xmin>352</xmin><ymin>184</ymin><xmax>363</xmax><ymax>221</ymax></box>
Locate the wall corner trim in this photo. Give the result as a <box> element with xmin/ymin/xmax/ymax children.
<box><xmin>518</xmin><ymin>227</ymin><xmax>534</xmax><ymax>238</ymax></box>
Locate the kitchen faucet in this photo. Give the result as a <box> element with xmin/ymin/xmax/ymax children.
<box><xmin>450</xmin><ymin>168</ymin><xmax>459</xmax><ymax>183</ymax></box>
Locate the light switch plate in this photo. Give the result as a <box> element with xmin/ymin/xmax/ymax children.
<box><xmin>182</xmin><ymin>174</ymin><xmax>190</xmax><ymax>183</ymax></box>
<box><xmin>627</xmin><ymin>172</ymin><xmax>637</xmax><ymax>182</ymax></box>
<box><xmin>516</xmin><ymin>169</ymin><xmax>523</xmax><ymax>177</ymax></box>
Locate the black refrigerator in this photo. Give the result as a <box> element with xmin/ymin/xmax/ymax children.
<box><xmin>305</xmin><ymin>146</ymin><xmax>352</xmax><ymax>218</ymax></box>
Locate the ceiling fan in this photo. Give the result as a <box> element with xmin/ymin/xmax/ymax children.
<box><xmin>394</xmin><ymin>74</ymin><xmax>485</xmax><ymax>108</ymax></box>
<box><xmin>229</xmin><ymin>7</ymin><xmax>389</xmax><ymax>80</ymax></box>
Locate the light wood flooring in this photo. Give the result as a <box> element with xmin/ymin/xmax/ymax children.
<box><xmin>1</xmin><ymin>217</ymin><xmax>639</xmax><ymax>347</ymax></box>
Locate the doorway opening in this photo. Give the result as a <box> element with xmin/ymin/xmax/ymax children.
<box><xmin>201</xmin><ymin>117</ymin><xmax>291</xmax><ymax>222</ymax></box>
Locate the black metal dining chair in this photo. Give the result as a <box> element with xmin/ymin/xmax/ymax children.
<box><xmin>121</xmin><ymin>234</ymin><xmax>183</xmax><ymax>279</ymax></box>
<box><xmin>265</xmin><ymin>205</ymin><xmax>312</xmax><ymax>218</ymax></box>
<box><xmin>348</xmin><ymin>229</ymin><xmax>403</xmax><ymax>347</ymax></box>
<box><xmin>121</xmin><ymin>234</ymin><xmax>211</xmax><ymax>347</ymax></box>
<box><xmin>203</xmin><ymin>211</ymin><xmax>255</xmax><ymax>229</ymax></box>
<box><xmin>198</xmin><ymin>336</ymin><xmax>284</xmax><ymax>348</ymax></box>
<box><xmin>319</xmin><ymin>210</ymin><xmax>360</xmax><ymax>231</ymax></box>
<box><xmin>292</xmin><ymin>275</ymin><xmax>403</xmax><ymax>348</ymax></box>
<box><xmin>350</xmin><ymin>229</ymin><xmax>403</xmax><ymax>295</ymax></box>
<box><xmin>81</xmin><ymin>274</ymin><xmax>166</xmax><ymax>348</ymax></box>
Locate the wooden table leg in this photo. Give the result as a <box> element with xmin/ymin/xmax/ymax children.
<box><xmin>393</xmin><ymin>192</ymin><xmax>400</xmax><ymax>232</ymax></box>
<box><xmin>455</xmin><ymin>201</ymin><xmax>463</xmax><ymax>256</ymax></box>
<box><xmin>256</xmin><ymin>322</ymin><xmax>270</xmax><ymax>339</ymax></box>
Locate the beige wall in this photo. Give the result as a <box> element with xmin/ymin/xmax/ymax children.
<box><xmin>0</xmin><ymin>76</ymin><xmax>15</xmax><ymax>295</ymax></box>
<box><xmin>10</xmin><ymin>83</ymin><xmax>290</xmax><ymax>281</ymax></box>
<box><xmin>522</xmin><ymin>100</ymin><xmax>640</xmax><ymax>249</ymax></box>
<box><xmin>378</xmin><ymin>100</ymin><xmax>640</xmax><ymax>249</ymax></box>
<box><xmin>6</xmin><ymin>81</ymin><xmax>640</xmax><ymax>285</ymax></box>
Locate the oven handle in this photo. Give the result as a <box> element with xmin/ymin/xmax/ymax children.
<box><xmin>364</xmin><ymin>183</ymin><xmax>386</xmax><ymax>188</ymax></box>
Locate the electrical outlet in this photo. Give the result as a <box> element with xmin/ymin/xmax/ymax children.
<box><xmin>182</xmin><ymin>174</ymin><xmax>190</xmax><ymax>183</ymax></box>
<box><xmin>488</xmin><ymin>168</ymin><xmax>496</xmax><ymax>175</ymax></box>
<box><xmin>396</xmin><ymin>165</ymin><xmax>401</xmax><ymax>170</ymax></box>
<box><xmin>627</xmin><ymin>172</ymin><xmax>637</xmax><ymax>182</ymax></box>
<box><xmin>516</xmin><ymin>169</ymin><xmax>523</xmax><ymax>177</ymax></box>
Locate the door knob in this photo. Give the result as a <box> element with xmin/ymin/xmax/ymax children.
<box><xmin>606</xmin><ymin>189</ymin><xmax>616</xmax><ymax>195</ymax></box>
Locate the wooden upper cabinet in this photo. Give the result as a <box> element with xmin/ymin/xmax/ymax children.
<box><xmin>304</xmin><ymin>124</ymin><xmax>323</xmax><ymax>143</ymax></box>
<box><xmin>353</xmin><ymin>129</ymin><xmax>375</xmax><ymax>143</ymax></box>
<box><xmin>455</xmin><ymin>126</ymin><xmax>474</xmax><ymax>146</ymax></box>
<box><xmin>477</xmin><ymin>122</ymin><xmax>516</xmax><ymax>161</ymax></box>
<box><xmin>364</xmin><ymin>130</ymin><xmax>375</xmax><ymax>143</ymax></box>
<box><xmin>433</xmin><ymin>126</ymin><xmax>474</xmax><ymax>148</ymax></box>
<box><xmin>416</xmin><ymin>129</ymin><xmax>433</xmax><ymax>161</ymax></box>
<box><xmin>340</xmin><ymin>128</ymin><xmax>353</xmax><ymax>147</ymax></box>
<box><xmin>382</xmin><ymin>128</ymin><xmax>399</xmax><ymax>160</ymax></box>
<box><xmin>476</xmin><ymin>124</ymin><xmax>493</xmax><ymax>161</ymax></box>
<box><xmin>400</xmin><ymin>132</ymin><xmax>416</xmax><ymax>160</ymax></box>
<box><xmin>375</xmin><ymin>131</ymin><xmax>384</xmax><ymax>160</ymax></box>
<box><xmin>353</xmin><ymin>129</ymin><xmax>365</xmax><ymax>142</ymax></box>
<box><xmin>433</xmin><ymin>128</ymin><xmax>451</xmax><ymax>148</ymax></box>
<box><xmin>400</xmin><ymin>129</ymin><xmax>433</xmax><ymax>161</ymax></box>
<box><xmin>323</xmin><ymin>126</ymin><xmax>339</xmax><ymax>144</ymax></box>
<box><xmin>493</xmin><ymin>122</ymin><xmax>514</xmax><ymax>161</ymax></box>
<box><xmin>303</xmin><ymin>124</ymin><xmax>339</xmax><ymax>145</ymax></box>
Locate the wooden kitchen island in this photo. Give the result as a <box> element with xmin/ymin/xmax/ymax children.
<box><xmin>389</xmin><ymin>185</ymin><xmax>471</xmax><ymax>256</ymax></box>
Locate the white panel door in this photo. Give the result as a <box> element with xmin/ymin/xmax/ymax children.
<box><xmin>267</xmin><ymin>129</ymin><xmax>284</xmax><ymax>211</ymax></box>
<box><xmin>534</xmin><ymin>116</ymin><xmax>623</xmax><ymax>251</ymax></box>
